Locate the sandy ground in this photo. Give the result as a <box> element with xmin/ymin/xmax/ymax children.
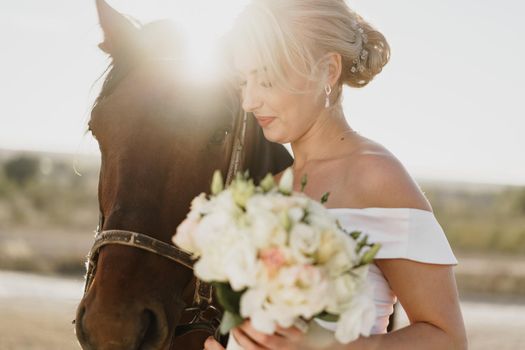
<box><xmin>1</xmin><ymin>271</ymin><xmax>525</xmax><ymax>349</ymax></box>
<box><xmin>0</xmin><ymin>272</ymin><xmax>83</xmax><ymax>350</ymax></box>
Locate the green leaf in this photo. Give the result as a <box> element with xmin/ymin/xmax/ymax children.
<box><xmin>300</xmin><ymin>174</ymin><xmax>308</xmax><ymax>192</ymax></box>
<box><xmin>320</xmin><ymin>192</ymin><xmax>330</xmax><ymax>204</ymax></box>
<box><xmin>315</xmin><ymin>311</ymin><xmax>339</xmax><ymax>322</ymax></box>
<box><xmin>220</xmin><ymin>311</ymin><xmax>244</xmax><ymax>334</ymax></box>
<box><xmin>213</xmin><ymin>282</ymin><xmax>243</xmax><ymax>314</ymax></box>
<box><xmin>356</xmin><ymin>235</ymin><xmax>369</xmax><ymax>253</ymax></box>
<box><xmin>349</xmin><ymin>230</ymin><xmax>361</xmax><ymax>240</ymax></box>
<box><xmin>361</xmin><ymin>243</ymin><xmax>382</xmax><ymax>265</ymax></box>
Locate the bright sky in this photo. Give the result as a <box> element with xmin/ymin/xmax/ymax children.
<box><xmin>1</xmin><ymin>0</ymin><xmax>524</xmax><ymax>185</ymax></box>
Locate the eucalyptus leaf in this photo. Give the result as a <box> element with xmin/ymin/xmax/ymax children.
<box><xmin>315</xmin><ymin>311</ymin><xmax>339</xmax><ymax>322</ymax></box>
<box><xmin>213</xmin><ymin>282</ymin><xmax>243</xmax><ymax>314</ymax></box>
<box><xmin>300</xmin><ymin>173</ymin><xmax>308</xmax><ymax>192</ymax></box>
<box><xmin>220</xmin><ymin>311</ymin><xmax>244</xmax><ymax>334</ymax></box>
<box><xmin>361</xmin><ymin>243</ymin><xmax>382</xmax><ymax>265</ymax></box>
<box><xmin>320</xmin><ymin>192</ymin><xmax>330</xmax><ymax>204</ymax></box>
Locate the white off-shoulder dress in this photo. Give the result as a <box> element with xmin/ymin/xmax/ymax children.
<box><xmin>315</xmin><ymin>207</ymin><xmax>458</xmax><ymax>335</ymax></box>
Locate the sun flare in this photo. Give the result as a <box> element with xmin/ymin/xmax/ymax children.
<box><xmin>109</xmin><ymin>0</ymin><xmax>248</xmax><ymax>82</ymax></box>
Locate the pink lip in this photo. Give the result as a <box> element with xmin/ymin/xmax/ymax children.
<box><xmin>255</xmin><ymin>116</ymin><xmax>276</xmax><ymax>127</ymax></box>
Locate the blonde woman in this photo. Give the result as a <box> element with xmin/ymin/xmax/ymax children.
<box><xmin>205</xmin><ymin>0</ymin><xmax>467</xmax><ymax>349</ymax></box>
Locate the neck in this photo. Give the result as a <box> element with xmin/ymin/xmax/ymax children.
<box><xmin>290</xmin><ymin>105</ymin><xmax>356</xmax><ymax>170</ymax></box>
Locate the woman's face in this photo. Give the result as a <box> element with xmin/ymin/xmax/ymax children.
<box><xmin>233</xmin><ymin>48</ymin><xmax>325</xmax><ymax>144</ymax></box>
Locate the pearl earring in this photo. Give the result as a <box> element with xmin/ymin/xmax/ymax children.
<box><xmin>324</xmin><ymin>84</ymin><xmax>332</xmax><ymax>108</ymax></box>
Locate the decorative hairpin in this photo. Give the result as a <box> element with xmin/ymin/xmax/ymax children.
<box><xmin>351</xmin><ymin>26</ymin><xmax>369</xmax><ymax>74</ymax></box>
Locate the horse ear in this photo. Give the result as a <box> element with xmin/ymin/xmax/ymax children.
<box><xmin>95</xmin><ymin>0</ymin><xmax>138</xmax><ymax>55</ymax></box>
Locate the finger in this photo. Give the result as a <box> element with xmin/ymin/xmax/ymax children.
<box><xmin>204</xmin><ymin>336</ymin><xmax>225</xmax><ymax>350</ymax></box>
<box><xmin>275</xmin><ymin>324</ymin><xmax>304</xmax><ymax>341</ymax></box>
<box><xmin>238</xmin><ymin>321</ymin><xmax>286</xmax><ymax>349</ymax></box>
<box><xmin>232</xmin><ymin>327</ymin><xmax>269</xmax><ymax>350</ymax></box>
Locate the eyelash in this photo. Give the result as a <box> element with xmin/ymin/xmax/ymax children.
<box><xmin>238</xmin><ymin>80</ymin><xmax>272</xmax><ymax>89</ymax></box>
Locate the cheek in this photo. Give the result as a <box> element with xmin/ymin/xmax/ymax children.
<box><xmin>286</xmin><ymin>94</ymin><xmax>319</xmax><ymax>125</ymax></box>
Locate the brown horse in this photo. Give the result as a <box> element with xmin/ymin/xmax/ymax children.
<box><xmin>74</xmin><ymin>1</ymin><xmax>293</xmax><ymax>349</ymax></box>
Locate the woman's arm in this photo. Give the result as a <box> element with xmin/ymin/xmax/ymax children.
<box><xmin>348</xmin><ymin>153</ymin><xmax>468</xmax><ymax>349</ymax></box>
<box><xmin>357</xmin><ymin>260</ymin><xmax>468</xmax><ymax>350</ymax></box>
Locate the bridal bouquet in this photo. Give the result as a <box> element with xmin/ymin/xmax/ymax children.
<box><xmin>172</xmin><ymin>168</ymin><xmax>381</xmax><ymax>348</ymax></box>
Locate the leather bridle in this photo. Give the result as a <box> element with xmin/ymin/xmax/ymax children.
<box><xmin>81</xmin><ymin>110</ymin><xmax>248</xmax><ymax>347</ymax></box>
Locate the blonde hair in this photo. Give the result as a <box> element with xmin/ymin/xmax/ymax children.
<box><xmin>227</xmin><ymin>0</ymin><xmax>390</xmax><ymax>105</ymax></box>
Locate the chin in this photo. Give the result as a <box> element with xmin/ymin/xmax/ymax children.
<box><xmin>261</xmin><ymin>128</ymin><xmax>289</xmax><ymax>144</ymax></box>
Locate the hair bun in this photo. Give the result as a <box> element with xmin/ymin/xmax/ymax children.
<box><xmin>342</xmin><ymin>18</ymin><xmax>390</xmax><ymax>88</ymax></box>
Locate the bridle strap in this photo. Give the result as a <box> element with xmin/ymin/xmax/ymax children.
<box><xmin>90</xmin><ymin>230</ymin><xmax>194</xmax><ymax>269</ymax></box>
<box><xmin>226</xmin><ymin>111</ymin><xmax>248</xmax><ymax>185</ymax></box>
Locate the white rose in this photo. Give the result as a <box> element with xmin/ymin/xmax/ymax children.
<box><xmin>193</xmin><ymin>226</ymin><xmax>241</xmax><ymax>282</ymax></box>
<box><xmin>223</xmin><ymin>236</ymin><xmax>260</xmax><ymax>291</ymax></box>
<box><xmin>325</xmin><ymin>233</ymin><xmax>359</xmax><ymax>276</ymax></box>
<box><xmin>246</xmin><ymin>196</ymin><xmax>287</xmax><ymax>248</ymax></box>
<box><xmin>192</xmin><ymin>210</ymin><xmax>237</xmax><ymax>250</ymax></box>
<box><xmin>172</xmin><ymin>192</ymin><xmax>209</xmax><ymax>253</ymax></box>
<box><xmin>266</xmin><ymin>265</ymin><xmax>328</xmax><ymax>320</ymax></box>
<box><xmin>308</xmin><ymin>209</ymin><xmax>337</xmax><ymax>230</ymax></box>
<box><xmin>194</xmin><ymin>253</ymin><xmax>228</xmax><ymax>282</ymax></box>
<box><xmin>288</xmin><ymin>206</ymin><xmax>305</xmax><ymax>223</ymax></box>
<box><xmin>172</xmin><ymin>216</ymin><xmax>200</xmax><ymax>254</ymax></box>
<box><xmin>209</xmin><ymin>190</ymin><xmax>241</xmax><ymax>217</ymax></box>
<box><xmin>189</xmin><ymin>192</ymin><xmax>208</xmax><ymax>213</ymax></box>
<box><xmin>335</xmin><ymin>283</ymin><xmax>376</xmax><ymax>344</ymax></box>
<box><xmin>240</xmin><ymin>287</ymin><xmax>267</xmax><ymax>318</ymax></box>
<box><xmin>251</xmin><ymin>307</ymin><xmax>277</xmax><ymax>334</ymax></box>
<box><xmin>289</xmin><ymin>223</ymin><xmax>320</xmax><ymax>263</ymax></box>
<box><xmin>325</xmin><ymin>273</ymin><xmax>361</xmax><ymax>313</ymax></box>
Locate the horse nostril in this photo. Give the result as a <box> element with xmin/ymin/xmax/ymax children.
<box><xmin>140</xmin><ymin>309</ymin><xmax>157</xmax><ymax>345</ymax></box>
<box><xmin>75</xmin><ymin>305</ymin><xmax>90</xmax><ymax>346</ymax></box>
<box><xmin>139</xmin><ymin>305</ymin><xmax>170</xmax><ymax>349</ymax></box>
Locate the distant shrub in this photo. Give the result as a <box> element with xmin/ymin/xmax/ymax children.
<box><xmin>512</xmin><ymin>188</ymin><xmax>525</xmax><ymax>215</ymax></box>
<box><xmin>423</xmin><ymin>183</ymin><xmax>525</xmax><ymax>256</ymax></box>
<box><xmin>4</xmin><ymin>156</ymin><xmax>40</xmax><ymax>186</ymax></box>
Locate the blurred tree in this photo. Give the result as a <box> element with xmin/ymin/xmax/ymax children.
<box><xmin>4</xmin><ymin>156</ymin><xmax>40</xmax><ymax>186</ymax></box>
<box><xmin>513</xmin><ymin>187</ymin><xmax>525</xmax><ymax>215</ymax></box>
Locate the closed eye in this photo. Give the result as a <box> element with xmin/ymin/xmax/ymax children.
<box><xmin>210</xmin><ymin>126</ymin><xmax>232</xmax><ymax>144</ymax></box>
<box><xmin>238</xmin><ymin>80</ymin><xmax>272</xmax><ymax>89</ymax></box>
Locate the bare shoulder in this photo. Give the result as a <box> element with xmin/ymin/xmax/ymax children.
<box><xmin>344</xmin><ymin>137</ymin><xmax>432</xmax><ymax>211</ymax></box>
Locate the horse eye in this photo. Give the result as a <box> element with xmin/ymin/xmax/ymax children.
<box><xmin>87</xmin><ymin>124</ymin><xmax>96</xmax><ymax>138</ymax></box>
<box><xmin>210</xmin><ymin>127</ymin><xmax>232</xmax><ymax>144</ymax></box>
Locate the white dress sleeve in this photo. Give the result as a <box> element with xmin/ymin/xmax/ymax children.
<box><xmin>327</xmin><ymin>207</ymin><xmax>458</xmax><ymax>265</ymax></box>
<box><xmin>314</xmin><ymin>207</ymin><xmax>458</xmax><ymax>335</ymax></box>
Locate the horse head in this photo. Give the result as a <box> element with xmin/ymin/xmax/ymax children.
<box><xmin>75</xmin><ymin>1</ymin><xmax>293</xmax><ymax>349</ymax></box>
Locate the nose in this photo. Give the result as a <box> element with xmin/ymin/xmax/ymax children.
<box><xmin>241</xmin><ymin>81</ymin><xmax>263</xmax><ymax>113</ymax></box>
<box><xmin>75</xmin><ymin>299</ymin><xmax>168</xmax><ymax>350</ymax></box>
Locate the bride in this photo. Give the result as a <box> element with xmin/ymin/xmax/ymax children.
<box><xmin>205</xmin><ymin>0</ymin><xmax>468</xmax><ymax>349</ymax></box>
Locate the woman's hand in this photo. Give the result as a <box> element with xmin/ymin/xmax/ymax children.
<box><xmin>203</xmin><ymin>319</ymin><xmax>313</xmax><ymax>350</ymax></box>
<box><xmin>203</xmin><ymin>320</ymin><xmax>360</xmax><ymax>350</ymax></box>
<box><xmin>203</xmin><ymin>335</ymin><xmax>226</xmax><ymax>350</ymax></box>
